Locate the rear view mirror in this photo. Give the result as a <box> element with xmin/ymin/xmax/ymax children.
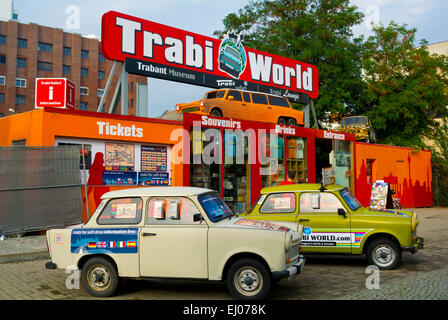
<box><xmin>193</xmin><ymin>213</ymin><xmax>202</xmax><ymax>222</ymax></box>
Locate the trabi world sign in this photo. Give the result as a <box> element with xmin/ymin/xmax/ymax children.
<box><xmin>101</xmin><ymin>11</ymin><xmax>319</xmax><ymax>103</ymax></box>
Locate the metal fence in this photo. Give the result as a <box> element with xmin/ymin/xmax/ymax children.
<box><xmin>0</xmin><ymin>146</ymin><xmax>83</xmax><ymax>234</ymax></box>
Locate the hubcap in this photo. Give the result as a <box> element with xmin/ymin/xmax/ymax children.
<box><xmin>234</xmin><ymin>267</ymin><xmax>262</xmax><ymax>296</ymax></box>
<box><xmin>87</xmin><ymin>265</ymin><xmax>111</xmax><ymax>292</ymax></box>
<box><xmin>373</xmin><ymin>245</ymin><xmax>395</xmax><ymax>267</ymax></box>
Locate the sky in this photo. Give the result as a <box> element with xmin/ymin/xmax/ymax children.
<box><xmin>12</xmin><ymin>0</ymin><xmax>448</xmax><ymax>118</ymax></box>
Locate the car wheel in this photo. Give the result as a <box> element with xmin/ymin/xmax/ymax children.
<box><xmin>287</xmin><ymin>118</ymin><xmax>297</xmax><ymax>126</ymax></box>
<box><xmin>81</xmin><ymin>257</ymin><xmax>119</xmax><ymax>297</ymax></box>
<box><xmin>226</xmin><ymin>258</ymin><xmax>271</xmax><ymax>300</ymax></box>
<box><xmin>367</xmin><ymin>238</ymin><xmax>401</xmax><ymax>270</ymax></box>
<box><xmin>278</xmin><ymin>117</ymin><xmax>286</xmax><ymax>125</ymax></box>
<box><xmin>210</xmin><ymin>108</ymin><xmax>222</xmax><ymax>117</ymax></box>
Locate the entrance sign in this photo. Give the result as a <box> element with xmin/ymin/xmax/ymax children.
<box><xmin>35</xmin><ymin>78</ymin><xmax>75</xmax><ymax>109</ymax></box>
<box><xmin>101</xmin><ymin>11</ymin><xmax>318</xmax><ymax>103</ymax></box>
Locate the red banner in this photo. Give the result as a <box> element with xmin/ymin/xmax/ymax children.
<box><xmin>101</xmin><ymin>11</ymin><xmax>318</xmax><ymax>100</ymax></box>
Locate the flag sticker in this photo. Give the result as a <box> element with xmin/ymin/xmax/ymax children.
<box><xmin>71</xmin><ymin>228</ymin><xmax>138</xmax><ymax>254</ymax></box>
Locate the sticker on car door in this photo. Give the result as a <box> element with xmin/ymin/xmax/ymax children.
<box><xmin>71</xmin><ymin>228</ymin><xmax>138</xmax><ymax>254</ymax></box>
<box><xmin>301</xmin><ymin>227</ymin><xmax>372</xmax><ymax>247</ymax></box>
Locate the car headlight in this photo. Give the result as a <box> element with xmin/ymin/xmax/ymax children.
<box><xmin>411</xmin><ymin>212</ymin><xmax>418</xmax><ymax>233</ymax></box>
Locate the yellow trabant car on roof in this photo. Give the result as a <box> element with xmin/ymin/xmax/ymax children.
<box><xmin>175</xmin><ymin>89</ymin><xmax>304</xmax><ymax>126</ymax></box>
<box><xmin>242</xmin><ymin>184</ymin><xmax>423</xmax><ymax>270</ymax></box>
<box><xmin>45</xmin><ymin>187</ymin><xmax>305</xmax><ymax>300</ymax></box>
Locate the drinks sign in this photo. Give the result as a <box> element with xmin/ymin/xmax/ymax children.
<box><xmin>101</xmin><ymin>11</ymin><xmax>318</xmax><ymax>103</ymax></box>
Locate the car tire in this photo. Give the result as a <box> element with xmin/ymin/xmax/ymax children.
<box><xmin>278</xmin><ymin>117</ymin><xmax>286</xmax><ymax>125</ymax></box>
<box><xmin>366</xmin><ymin>238</ymin><xmax>401</xmax><ymax>270</ymax></box>
<box><xmin>226</xmin><ymin>258</ymin><xmax>271</xmax><ymax>300</ymax></box>
<box><xmin>210</xmin><ymin>108</ymin><xmax>222</xmax><ymax>117</ymax></box>
<box><xmin>81</xmin><ymin>257</ymin><xmax>119</xmax><ymax>297</ymax></box>
<box><xmin>287</xmin><ymin>118</ymin><xmax>297</xmax><ymax>126</ymax></box>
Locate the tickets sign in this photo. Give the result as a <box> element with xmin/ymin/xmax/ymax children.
<box><xmin>101</xmin><ymin>11</ymin><xmax>318</xmax><ymax>103</ymax></box>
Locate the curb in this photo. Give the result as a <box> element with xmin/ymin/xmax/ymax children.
<box><xmin>0</xmin><ymin>251</ymin><xmax>50</xmax><ymax>264</ymax></box>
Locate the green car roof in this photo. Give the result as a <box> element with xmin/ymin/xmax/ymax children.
<box><xmin>261</xmin><ymin>183</ymin><xmax>346</xmax><ymax>194</ymax></box>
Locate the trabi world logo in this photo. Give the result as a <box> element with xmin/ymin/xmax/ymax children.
<box><xmin>218</xmin><ymin>31</ymin><xmax>247</xmax><ymax>79</ymax></box>
<box><xmin>304</xmin><ymin>227</ymin><xmax>312</xmax><ymax>235</ymax></box>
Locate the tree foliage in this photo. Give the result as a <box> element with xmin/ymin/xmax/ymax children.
<box><xmin>214</xmin><ymin>0</ymin><xmax>365</xmax><ymax>123</ymax></box>
<box><xmin>216</xmin><ymin>0</ymin><xmax>448</xmax><ymax>147</ymax></box>
<box><xmin>357</xmin><ymin>22</ymin><xmax>448</xmax><ymax>147</ymax></box>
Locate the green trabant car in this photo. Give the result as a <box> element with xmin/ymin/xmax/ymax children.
<box><xmin>242</xmin><ymin>184</ymin><xmax>424</xmax><ymax>270</ymax></box>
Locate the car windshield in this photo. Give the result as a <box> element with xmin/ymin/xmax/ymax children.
<box><xmin>339</xmin><ymin>188</ymin><xmax>362</xmax><ymax>211</ymax></box>
<box><xmin>198</xmin><ymin>192</ymin><xmax>235</xmax><ymax>222</ymax></box>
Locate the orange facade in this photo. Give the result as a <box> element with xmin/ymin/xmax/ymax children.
<box><xmin>0</xmin><ymin>108</ymin><xmax>184</xmax><ymax>220</ymax></box>
<box><xmin>355</xmin><ymin>142</ymin><xmax>432</xmax><ymax>208</ymax></box>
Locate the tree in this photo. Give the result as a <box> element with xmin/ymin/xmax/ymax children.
<box><xmin>214</xmin><ymin>0</ymin><xmax>365</xmax><ymax>125</ymax></box>
<box><xmin>357</xmin><ymin>22</ymin><xmax>448</xmax><ymax>147</ymax></box>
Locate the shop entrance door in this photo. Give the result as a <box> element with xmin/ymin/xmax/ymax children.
<box><xmin>315</xmin><ymin>139</ymin><xmax>332</xmax><ymax>184</ymax></box>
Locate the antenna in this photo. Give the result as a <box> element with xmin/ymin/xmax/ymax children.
<box><xmin>319</xmin><ymin>181</ymin><xmax>326</xmax><ymax>192</ymax></box>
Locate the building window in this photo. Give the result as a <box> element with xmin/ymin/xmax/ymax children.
<box><xmin>63</xmin><ymin>46</ymin><xmax>71</xmax><ymax>56</ymax></box>
<box><xmin>0</xmin><ymin>55</ymin><xmax>5</xmax><ymax>64</ymax></box>
<box><xmin>62</xmin><ymin>65</ymin><xmax>71</xmax><ymax>75</ymax></box>
<box><xmin>130</xmin><ymin>98</ymin><xmax>134</xmax><ymax>108</ymax></box>
<box><xmin>97</xmin><ymin>89</ymin><xmax>104</xmax><ymax>97</ymax></box>
<box><xmin>15</xmin><ymin>95</ymin><xmax>26</xmax><ymax>105</ymax></box>
<box><xmin>98</xmin><ymin>70</ymin><xmax>105</xmax><ymax>80</ymax></box>
<box><xmin>37</xmin><ymin>42</ymin><xmax>53</xmax><ymax>52</ymax></box>
<box><xmin>17</xmin><ymin>38</ymin><xmax>27</xmax><ymax>48</ymax></box>
<box><xmin>16</xmin><ymin>78</ymin><xmax>26</xmax><ymax>88</ymax></box>
<box><xmin>80</xmin><ymin>102</ymin><xmax>88</xmax><ymax>110</ymax></box>
<box><xmin>81</xmin><ymin>50</ymin><xmax>89</xmax><ymax>59</ymax></box>
<box><xmin>81</xmin><ymin>68</ymin><xmax>88</xmax><ymax>77</ymax></box>
<box><xmin>17</xmin><ymin>58</ymin><xmax>27</xmax><ymax>68</ymax></box>
<box><xmin>98</xmin><ymin>53</ymin><xmax>105</xmax><ymax>62</ymax></box>
<box><xmin>0</xmin><ymin>93</ymin><xmax>4</xmax><ymax>103</ymax></box>
<box><xmin>129</xmin><ymin>82</ymin><xmax>134</xmax><ymax>92</ymax></box>
<box><xmin>37</xmin><ymin>61</ymin><xmax>53</xmax><ymax>71</ymax></box>
<box><xmin>80</xmin><ymin>87</ymin><xmax>89</xmax><ymax>95</ymax></box>
<box><xmin>0</xmin><ymin>76</ymin><xmax>5</xmax><ymax>85</ymax></box>
<box><xmin>0</xmin><ymin>35</ymin><xmax>5</xmax><ymax>45</ymax></box>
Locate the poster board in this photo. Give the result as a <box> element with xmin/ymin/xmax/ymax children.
<box><xmin>322</xmin><ymin>167</ymin><xmax>336</xmax><ymax>186</ymax></box>
<box><xmin>369</xmin><ymin>180</ymin><xmax>389</xmax><ymax>211</ymax></box>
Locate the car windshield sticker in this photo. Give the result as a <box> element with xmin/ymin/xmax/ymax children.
<box><xmin>71</xmin><ymin>228</ymin><xmax>138</xmax><ymax>254</ymax></box>
<box><xmin>235</xmin><ymin>219</ymin><xmax>290</xmax><ymax>232</ymax></box>
<box><xmin>115</xmin><ymin>203</ymin><xmax>137</xmax><ymax>219</ymax></box>
<box><xmin>153</xmin><ymin>200</ymin><xmax>165</xmax><ymax>219</ymax></box>
<box><xmin>300</xmin><ymin>228</ymin><xmax>373</xmax><ymax>248</ymax></box>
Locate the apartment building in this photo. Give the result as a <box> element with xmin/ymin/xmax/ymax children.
<box><xmin>0</xmin><ymin>19</ymin><xmax>147</xmax><ymax>117</ymax></box>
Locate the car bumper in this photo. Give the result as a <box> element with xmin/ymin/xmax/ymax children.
<box><xmin>272</xmin><ymin>255</ymin><xmax>305</xmax><ymax>281</ymax></box>
<box><xmin>402</xmin><ymin>237</ymin><xmax>424</xmax><ymax>253</ymax></box>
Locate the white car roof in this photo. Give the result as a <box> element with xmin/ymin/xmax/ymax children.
<box><xmin>101</xmin><ymin>186</ymin><xmax>215</xmax><ymax>199</ymax></box>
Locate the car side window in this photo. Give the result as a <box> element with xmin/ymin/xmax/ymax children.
<box><xmin>259</xmin><ymin>192</ymin><xmax>296</xmax><ymax>213</ymax></box>
<box><xmin>227</xmin><ymin>90</ymin><xmax>243</xmax><ymax>101</ymax></box>
<box><xmin>268</xmin><ymin>96</ymin><xmax>290</xmax><ymax>108</ymax></box>
<box><xmin>252</xmin><ymin>93</ymin><xmax>268</xmax><ymax>105</ymax></box>
<box><xmin>146</xmin><ymin>197</ymin><xmax>202</xmax><ymax>225</ymax></box>
<box><xmin>300</xmin><ymin>193</ymin><xmax>345</xmax><ymax>213</ymax></box>
<box><xmin>242</xmin><ymin>92</ymin><xmax>251</xmax><ymax>102</ymax></box>
<box><xmin>97</xmin><ymin>197</ymin><xmax>143</xmax><ymax>225</ymax></box>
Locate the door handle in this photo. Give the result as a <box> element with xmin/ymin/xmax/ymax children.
<box><xmin>142</xmin><ymin>232</ymin><xmax>157</xmax><ymax>236</ymax></box>
<box><xmin>298</xmin><ymin>219</ymin><xmax>310</xmax><ymax>222</ymax></box>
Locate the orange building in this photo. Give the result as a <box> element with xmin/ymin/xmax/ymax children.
<box><xmin>0</xmin><ymin>107</ymin><xmax>183</xmax><ymax>221</ymax></box>
<box><xmin>355</xmin><ymin>142</ymin><xmax>432</xmax><ymax>208</ymax></box>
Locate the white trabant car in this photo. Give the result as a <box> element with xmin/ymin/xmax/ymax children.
<box><xmin>46</xmin><ymin>187</ymin><xmax>305</xmax><ymax>300</ymax></box>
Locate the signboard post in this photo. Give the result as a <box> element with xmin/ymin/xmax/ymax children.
<box><xmin>35</xmin><ymin>78</ymin><xmax>75</xmax><ymax>109</ymax></box>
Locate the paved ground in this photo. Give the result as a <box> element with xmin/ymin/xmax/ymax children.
<box><xmin>0</xmin><ymin>207</ymin><xmax>447</xmax><ymax>300</ymax></box>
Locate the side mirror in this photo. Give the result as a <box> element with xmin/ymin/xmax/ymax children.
<box><xmin>337</xmin><ymin>208</ymin><xmax>347</xmax><ymax>218</ymax></box>
<box><xmin>193</xmin><ymin>213</ymin><xmax>202</xmax><ymax>222</ymax></box>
